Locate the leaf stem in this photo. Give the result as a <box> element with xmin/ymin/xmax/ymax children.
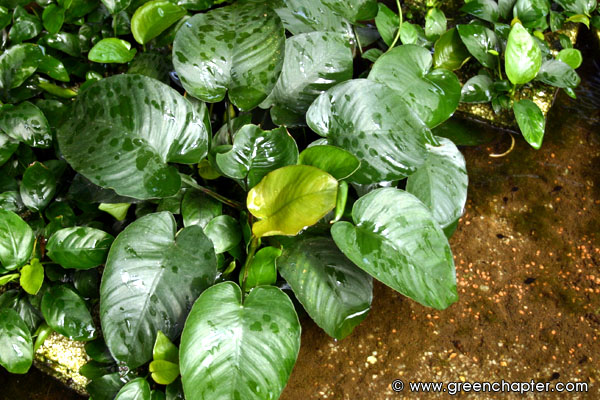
<box><xmin>179</xmin><ymin>175</ymin><xmax>243</xmax><ymax>210</ymax></box>
<box><xmin>497</xmin><ymin>54</ymin><xmax>503</xmax><ymax>80</ymax></box>
<box><xmin>353</xmin><ymin>25</ymin><xmax>363</xmax><ymax>55</ymax></box>
<box><xmin>240</xmin><ymin>237</ymin><xmax>259</xmax><ymax>299</ymax></box>
<box><xmin>225</xmin><ymin>100</ymin><xmax>234</xmax><ymax>144</ymax></box>
<box><xmin>386</xmin><ymin>0</ymin><xmax>403</xmax><ymax>53</ymax></box>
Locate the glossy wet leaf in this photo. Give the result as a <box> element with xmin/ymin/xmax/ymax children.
<box><xmin>153</xmin><ymin>330</ymin><xmax>178</xmax><ymax>362</ymax></box>
<box><xmin>321</xmin><ymin>0</ymin><xmax>377</xmax><ymax>22</ymax></box>
<box><xmin>433</xmin><ymin>28</ymin><xmax>471</xmax><ymax>71</ymax></box>
<box><xmin>298</xmin><ymin>145</ymin><xmax>360</xmax><ymax>180</ymax></box>
<box><xmin>247</xmin><ymin>165</ymin><xmax>338</xmax><ymax>237</ymax></box>
<box><xmin>9</xmin><ymin>10</ymin><xmax>42</xmax><ymax>44</ymax></box>
<box><xmin>0</xmin><ymin>308</ymin><xmax>33</xmax><ymax>374</ymax></box>
<box><xmin>0</xmin><ymin>101</ymin><xmax>51</xmax><ymax>148</ymax></box>
<box><xmin>38</xmin><ymin>55</ymin><xmax>69</xmax><ymax>82</ymax></box>
<box><xmin>20</xmin><ymin>161</ymin><xmax>56</xmax><ymax>212</ymax></box>
<box><xmin>19</xmin><ymin>258</ymin><xmax>44</xmax><ymax>295</ymax></box>
<box><xmin>375</xmin><ymin>3</ymin><xmax>398</xmax><ymax>46</ymax></box>
<box><xmin>262</xmin><ymin>32</ymin><xmax>353</xmax><ymax>125</ymax></box>
<box><xmin>499</xmin><ymin>0</ymin><xmax>517</xmax><ymax>19</ymax></box>
<box><xmin>0</xmin><ymin>290</ymin><xmax>42</xmax><ymax>332</ymax></box>
<box><xmin>150</xmin><ymin>360</ymin><xmax>179</xmax><ymax>385</ymax></box>
<box><xmin>277</xmin><ymin>237</ymin><xmax>372</xmax><ymax>339</ymax></box>
<box><xmin>406</xmin><ymin>137</ymin><xmax>468</xmax><ymax>230</ymax></box>
<box><xmin>0</xmin><ymin>133</ymin><xmax>18</xmax><ymax>167</ymax></box>
<box><xmin>554</xmin><ymin>0</ymin><xmax>597</xmax><ymax>15</ymax></box>
<box><xmin>514</xmin><ymin>0</ymin><xmax>550</xmax><ymax>28</ymax></box>
<box><xmin>41</xmin><ymin>285</ymin><xmax>96</xmax><ymax>341</ymax></box>
<box><xmin>425</xmin><ymin>8</ymin><xmax>446</xmax><ymax>40</ymax></box>
<box><xmin>557</xmin><ymin>48</ymin><xmax>583</xmax><ymax>69</ymax></box>
<box><xmin>215</xmin><ymin>125</ymin><xmax>298</xmax><ymax>189</ymax></box>
<box><xmin>43</xmin><ymin>32</ymin><xmax>80</xmax><ymax>57</ymax></box>
<box><xmin>58</xmin><ymin>74</ymin><xmax>210</xmax><ymax>200</ymax></box>
<box><xmin>86</xmin><ymin>373</ymin><xmax>126</xmax><ymax>400</ymax></box>
<box><xmin>457</xmin><ymin>24</ymin><xmax>499</xmax><ymax>69</ymax></box>
<box><xmin>100</xmin><ymin>212</ymin><xmax>217</xmax><ymax>368</ymax></box>
<box><xmin>127</xmin><ymin>53</ymin><xmax>171</xmax><ymax>83</ymax></box>
<box><xmin>42</xmin><ymin>4</ymin><xmax>65</xmax><ymax>34</ymax></box>
<box><xmin>461</xmin><ymin>75</ymin><xmax>494</xmax><ymax>103</ymax></box>
<box><xmin>505</xmin><ymin>22</ymin><xmax>542</xmax><ymax>85</ymax></box>
<box><xmin>101</xmin><ymin>0</ymin><xmax>131</xmax><ymax>14</ymax></box>
<box><xmin>181</xmin><ymin>190</ymin><xmax>221</xmax><ymax>229</ymax></box>
<box><xmin>306</xmin><ymin>79</ymin><xmax>436</xmax><ymax>183</ymax></box>
<box><xmin>513</xmin><ymin>99</ymin><xmax>545</xmax><ymax>150</ymax></box>
<box><xmin>46</xmin><ymin>227</ymin><xmax>114</xmax><ymax>270</ymax></box>
<box><xmin>204</xmin><ymin>215</ymin><xmax>241</xmax><ymax>254</ymax></box>
<box><xmin>172</xmin><ymin>2</ymin><xmax>285</xmax><ymax>110</ymax></box>
<box><xmin>241</xmin><ymin>246</ymin><xmax>280</xmax><ymax>290</ymax></box>
<box><xmin>369</xmin><ymin>45</ymin><xmax>461</xmax><ymax>128</ymax></box>
<box><xmin>115</xmin><ymin>378</ymin><xmax>151</xmax><ymax>400</ymax></box>
<box><xmin>132</xmin><ymin>1</ymin><xmax>186</xmax><ymax>45</ymax></box>
<box><xmin>0</xmin><ymin>6</ymin><xmax>9</xmax><ymax>30</ymax></box>
<box><xmin>535</xmin><ymin>59</ymin><xmax>581</xmax><ymax>88</ymax></box>
<box><xmin>88</xmin><ymin>38</ymin><xmax>137</xmax><ymax>64</ymax></box>
<box><xmin>331</xmin><ymin>188</ymin><xmax>457</xmax><ymax>309</ymax></box>
<box><xmin>85</xmin><ymin>339</ymin><xmax>114</xmax><ymax>364</ymax></box>
<box><xmin>271</xmin><ymin>0</ymin><xmax>352</xmax><ymax>36</ymax></box>
<box><xmin>460</xmin><ymin>0</ymin><xmax>500</xmax><ymax>22</ymax></box>
<box><xmin>0</xmin><ymin>44</ymin><xmax>42</xmax><ymax>92</ymax></box>
<box><xmin>180</xmin><ymin>282</ymin><xmax>300</xmax><ymax>400</ymax></box>
<box><xmin>0</xmin><ymin>210</ymin><xmax>34</xmax><ymax>271</ymax></box>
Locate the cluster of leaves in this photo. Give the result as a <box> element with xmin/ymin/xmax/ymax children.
<box><xmin>0</xmin><ymin>0</ymin><xmax>590</xmax><ymax>399</ymax></box>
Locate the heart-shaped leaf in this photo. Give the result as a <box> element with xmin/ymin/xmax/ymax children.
<box><xmin>513</xmin><ymin>99</ymin><xmax>545</xmax><ymax>149</ymax></box>
<box><xmin>557</xmin><ymin>48</ymin><xmax>583</xmax><ymax>69</ymax></box>
<box><xmin>0</xmin><ymin>101</ymin><xmax>51</xmax><ymax>148</ymax></box>
<box><xmin>115</xmin><ymin>378</ymin><xmax>151</xmax><ymax>400</ymax></box>
<box><xmin>42</xmin><ymin>4</ymin><xmax>65</xmax><ymax>34</ymax></box>
<box><xmin>457</xmin><ymin>24</ymin><xmax>499</xmax><ymax>69</ymax></box>
<box><xmin>261</xmin><ymin>32</ymin><xmax>353</xmax><ymax>125</ymax></box>
<box><xmin>180</xmin><ymin>282</ymin><xmax>300</xmax><ymax>400</ymax></box>
<box><xmin>306</xmin><ymin>79</ymin><xmax>436</xmax><ymax>183</ymax></box>
<box><xmin>247</xmin><ymin>165</ymin><xmax>338</xmax><ymax>237</ymax></box>
<box><xmin>19</xmin><ymin>258</ymin><xmax>44</xmax><ymax>295</ymax></box>
<box><xmin>100</xmin><ymin>212</ymin><xmax>217</xmax><ymax>368</ymax></box>
<box><xmin>554</xmin><ymin>0</ymin><xmax>597</xmax><ymax>15</ymax></box>
<box><xmin>406</xmin><ymin>137</ymin><xmax>468</xmax><ymax>230</ymax></box>
<box><xmin>20</xmin><ymin>161</ymin><xmax>56</xmax><ymax>212</ymax></box>
<box><xmin>215</xmin><ymin>125</ymin><xmax>298</xmax><ymax>189</ymax></box>
<box><xmin>0</xmin><ymin>308</ymin><xmax>33</xmax><ymax>374</ymax></box>
<box><xmin>172</xmin><ymin>2</ymin><xmax>285</xmax><ymax>110</ymax></box>
<box><xmin>505</xmin><ymin>22</ymin><xmax>542</xmax><ymax>85</ymax></box>
<box><xmin>369</xmin><ymin>45</ymin><xmax>461</xmax><ymax>128</ymax></box>
<box><xmin>425</xmin><ymin>8</ymin><xmax>446</xmax><ymax>40</ymax></box>
<box><xmin>0</xmin><ymin>290</ymin><xmax>42</xmax><ymax>333</ymax></box>
<box><xmin>331</xmin><ymin>188</ymin><xmax>457</xmax><ymax>310</ymax></box>
<box><xmin>131</xmin><ymin>0</ymin><xmax>186</xmax><ymax>45</ymax></box>
<box><xmin>277</xmin><ymin>237</ymin><xmax>372</xmax><ymax>339</ymax></box>
<box><xmin>375</xmin><ymin>3</ymin><xmax>398</xmax><ymax>46</ymax></box>
<box><xmin>88</xmin><ymin>38</ymin><xmax>137</xmax><ymax>64</ymax></box>
<box><xmin>298</xmin><ymin>145</ymin><xmax>360</xmax><ymax>180</ymax></box>
<box><xmin>46</xmin><ymin>227</ymin><xmax>114</xmax><ymax>270</ymax></box>
<box><xmin>0</xmin><ymin>210</ymin><xmax>34</xmax><ymax>271</ymax></box>
<box><xmin>41</xmin><ymin>285</ymin><xmax>96</xmax><ymax>341</ymax></box>
<box><xmin>58</xmin><ymin>74</ymin><xmax>210</xmax><ymax>200</ymax></box>
<box><xmin>514</xmin><ymin>0</ymin><xmax>550</xmax><ymax>28</ymax></box>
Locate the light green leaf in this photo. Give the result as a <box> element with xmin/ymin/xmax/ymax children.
<box><xmin>0</xmin><ymin>308</ymin><xmax>33</xmax><ymax>374</ymax></box>
<box><xmin>115</xmin><ymin>378</ymin><xmax>151</xmax><ymax>400</ymax></box>
<box><xmin>88</xmin><ymin>38</ymin><xmax>137</xmax><ymax>64</ymax></box>
<box><xmin>20</xmin><ymin>161</ymin><xmax>56</xmax><ymax>212</ymax></box>
<box><xmin>331</xmin><ymin>188</ymin><xmax>457</xmax><ymax>309</ymax></box>
<box><xmin>505</xmin><ymin>22</ymin><xmax>542</xmax><ymax>85</ymax></box>
<box><xmin>557</xmin><ymin>48</ymin><xmax>583</xmax><ymax>69</ymax></box>
<box><xmin>46</xmin><ymin>227</ymin><xmax>114</xmax><ymax>270</ymax></box>
<box><xmin>98</xmin><ymin>203</ymin><xmax>131</xmax><ymax>220</ymax></box>
<box><xmin>132</xmin><ymin>0</ymin><xmax>186</xmax><ymax>45</ymax></box>
<box><xmin>0</xmin><ymin>273</ymin><xmax>19</xmax><ymax>286</ymax></box>
<box><xmin>0</xmin><ymin>101</ymin><xmax>51</xmax><ymax>148</ymax></box>
<box><xmin>19</xmin><ymin>258</ymin><xmax>44</xmax><ymax>295</ymax></box>
<box><xmin>41</xmin><ymin>285</ymin><xmax>96</xmax><ymax>341</ymax></box>
<box><xmin>513</xmin><ymin>99</ymin><xmax>545</xmax><ymax>149</ymax></box>
<box><xmin>58</xmin><ymin>74</ymin><xmax>210</xmax><ymax>200</ymax></box>
<box><xmin>240</xmin><ymin>246</ymin><xmax>281</xmax><ymax>290</ymax></box>
<box><xmin>247</xmin><ymin>165</ymin><xmax>338</xmax><ymax>237</ymax></box>
<box><xmin>150</xmin><ymin>360</ymin><xmax>180</xmax><ymax>385</ymax></box>
<box><xmin>101</xmin><ymin>0</ymin><xmax>131</xmax><ymax>14</ymax></box>
<box><xmin>100</xmin><ymin>212</ymin><xmax>217</xmax><ymax>368</ymax></box>
<box><xmin>457</xmin><ymin>24</ymin><xmax>499</xmax><ymax>69</ymax></box>
<box><xmin>172</xmin><ymin>2</ymin><xmax>285</xmax><ymax>110</ymax></box>
<box><xmin>0</xmin><ymin>210</ymin><xmax>34</xmax><ymax>271</ymax></box>
<box><xmin>277</xmin><ymin>237</ymin><xmax>372</xmax><ymax>339</ymax></box>
<box><xmin>204</xmin><ymin>215</ymin><xmax>241</xmax><ymax>254</ymax></box>
<box><xmin>153</xmin><ymin>330</ymin><xmax>178</xmax><ymax>363</ymax></box>
<box><xmin>298</xmin><ymin>145</ymin><xmax>360</xmax><ymax>180</ymax></box>
<box><xmin>180</xmin><ymin>282</ymin><xmax>300</xmax><ymax>400</ymax></box>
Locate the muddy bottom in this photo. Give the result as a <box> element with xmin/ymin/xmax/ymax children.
<box><xmin>2</xmin><ymin>32</ymin><xmax>599</xmax><ymax>400</ymax></box>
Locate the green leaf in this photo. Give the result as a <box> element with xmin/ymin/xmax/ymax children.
<box><xmin>153</xmin><ymin>330</ymin><xmax>178</xmax><ymax>363</ymax></box>
<box><xmin>9</xmin><ymin>9</ymin><xmax>42</xmax><ymax>44</ymax></box>
<box><xmin>204</xmin><ymin>215</ymin><xmax>242</xmax><ymax>254</ymax></box>
<box><xmin>151</xmin><ymin>390</ymin><xmax>166</xmax><ymax>400</ymax></box>
<box><xmin>535</xmin><ymin>59</ymin><xmax>581</xmax><ymax>88</ymax></box>
<box><xmin>277</xmin><ymin>237</ymin><xmax>372</xmax><ymax>339</ymax></box>
<box><xmin>38</xmin><ymin>55</ymin><xmax>70</xmax><ymax>82</ymax></box>
<box><xmin>514</xmin><ymin>0</ymin><xmax>550</xmax><ymax>28</ymax></box>
<box><xmin>0</xmin><ymin>290</ymin><xmax>42</xmax><ymax>332</ymax></box>
<box><xmin>41</xmin><ymin>285</ymin><xmax>96</xmax><ymax>341</ymax></box>
<box><xmin>0</xmin><ymin>101</ymin><xmax>51</xmax><ymax>148</ymax></box>
<box><xmin>433</xmin><ymin>28</ymin><xmax>471</xmax><ymax>71</ymax></box>
<box><xmin>375</xmin><ymin>3</ymin><xmax>398</xmax><ymax>46</ymax></box>
<box><xmin>306</xmin><ymin>79</ymin><xmax>436</xmax><ymax>183</ymax></box>
<box><xmin>321</xmin><ymin>0</ymin><xmax>377</xmax><ymax>22</ymax></box>
<box><xmin>181</xmin><ymin>190</ymin><xmax>221</xmax><ymax>229</ymax></box>
<box><xmin>457</xmin><ymin>24</ymin><xmax>499</xmax><ymax>69</ymax></box>
<box><xmin>88</xmin><ymin>38</ymin><xmax>137</xmax><ymax>64</ymax></box>
<box><xmin>43</xmin><ymin>32</ymin><xmax>81</xmax><ymax>57</ymax></box>
<box><xmin>0</xmin><ymin>44</ymin><xmax>43</xmax><ymax>92</ymax></box>
<box><xmin>0</xmin><ymin>132</ymin><xmax>19</xmax><ymax>167</ymax></box>
<box><xmin>361</xmin><ymin>48</ymin><xmax>383</xmax><ymax>62</ymax></box>
<box><xmin>271</xmin><ymin>0</ymin><xmax>352</xmax><ymax>36</ymax></box>
<box><xmin>86</xmin><ymin>373</ymin><xmax>126</xmax><ymax>400</ymax></box>
<box><xmin>513</xmin><ymin>99</ymin><xmax>545</xmax><ymax>149</ymax></box>
<box><xmin>461</xmin><ymin>74</ymin><xmax>494</xmax><ymax>103</ymax></box>
<box><xmin>115</xmin><ymin>378</ymin><xmax>151</xmax><ymax>400</ymax></box>
<box><xmin>215</xmin><ymin>125</ymin><xmax>298</xmax><ymax>189</ymax></box>
<box><xmin>127</xmin><ymin>53</ymin><xmax>172</xmax><ymax>83</ymax></box>
<box><xmin>172</xmin><ymin>2</ymin><xmax>285</xmax><ymax>110</ymax></box>
<box><xmin>20</xmin><ymin>161</ymin><xmax>56</xmax><ymax>212</ymax></box>
<box><xmin>101</xmin><ymin>0</ymin><xmax>131</xmax><ymax>14</ymax></box>
<box><xmin>85</xmin><ymin>339</ymin><xmax>114</xmax><ymax>364</ymax></box>
<box><xmin>180</xmin><ymin>282</ymin><xmax>301</xmax><ymax>400</ymax></box>
<box><xmin>505</xmin><ymin>22</ymin><xmax>542</xmax><ymax>85</ymax></box>
<box><xmin>0</xmin><ymin>210</ymin><xmax>34</xmax><ymax>271</ymax></box>
<box><xmin>0</xmin><ymin>308</ymin><xmax>33</xmax><ymax>374</ymax></box>
<box><xmin>46</xmin><ymin>227</ymin><xmax>114</xmax><ymax>270</ymax></box>
<box><xmin>19</xmin><ymin>258</ymin><xmax>44</xmax><ymax>295</ymax></box>
<box><xmin>554</xmin><ymin>0</ymin><xmax>596</xmax><ymax>15</ymax></box>
<box><xmin>499</xmin><ymin>0</ymin><xmax>517</xmax><ymax>19</ymax></box>
<box><xmin>557</xmin><ymin>48</ymin><xmax>583</xmax><ymax>69</ymax></box>
<box><xmin>298</xmin><ymin>145</ymin><xmax>360</xmax><ymax>180</ymax></box>
<box><xmin>150</xmin><ymin>360</ymin><xmax>180</xmax><ymax>385</ymax></box>
<box><xmin>240</xmin><ymin>246</ymin><xmax>281</xmax><ymax>289</ymax></box>
<box><xmin>247</xmin><ymin>165</ymin><xmax>338</xmax><ymax>237</ymax></box>
<box><xmin>99</xmin><ymin>203</ymin><xmax>131</xmax><ymax>221</ymax></box>
<box><xmin>369</xmin><ymin>45</ymin><xmax>461</xmax><ymax>128</ymax></box>
<box><xmin>132</xmin><ymin>1</ymin><xmax>186</xmax><ymax>45</ymax></box>
<box><xmin>406</xmin><ymin>137</ymin><xmax>468</xmax><ymax>230</ymax></box>
<box><xmin>100</xmin><ymin>212</ymin><xmax>217</xmax><ymax>368</ymax></box>
<box><xmin>58</xmin><ymin>74</ymin><xmax>210</xmax><ymax>200</ymax></box>
<box><xmin>0</xmin><ymin>273</ymin><xmax>19</xmax><ymax>286</ymax></box>
<box><xmin>261</xmin><ymin>32</ymin><xmax>353</xmax><ymax>125</ymax></box>
<box><xmin>400</xmin><ymin>22</ymin><xmax>428</xmax><ymax>46</ymax></box>
<box><xmin>460</xmin><ymin>0</ymin><xmax>500</xmax><ymax>22</ymax></box>
<box><xmin>425</xmin><ymin>8</ymin><xmax>446</xmax><ymax>40</ymax></box>
<box><xmin>0</xmin><ymin>6</ymin><xmax>10</xmax><ymax>30</ymax></box>
<box><xmin>79</xmin><ymin>360</ymin><xmax>114</xmax><ymax>380</ymax></box>
<box><xmin>42</xmin><ymin>4</ymin><xmax>65</xmax><ymax>34</ymax></box>
<box><xmin>331</xmin><ymin>188</ymin><xmax>457</xmax><ymax>310</ymax></box>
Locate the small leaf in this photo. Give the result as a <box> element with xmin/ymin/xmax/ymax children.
<box><xmin>513</xmin><ymin>99</ymin><xmax>545</xmax><ymax>149</ymax></box>
<box><xmin>98</xmin><ymin>203</ymin><xmax>131</xmax><ymax>221</ymax></box>
<box><xmin>153</xmin><ymin>330</ymin><xmax>178</xmax><ymax>363</ymax></box>
<box><xmin>115</xmin><ymin>378</ymin><xmax>151</xmax><ymax>400</ymax></box>
<box><xmin>85</xmin><ymin>339</ymin><xmax>114</xmax><ymax>364</ymax></box>
<box><xmin>505</xmin><ymin>22</ymin><xmax>542</xmax><ymax>85</ymax></box>
<box><xmin>535</xmin><ymin>59</ymin><xmax>580</xmax><ymax>88</ymax></box>
<box><xmin>204</xmin><ymin>215</ymin><xmax>242</xmax><ymax>254</ymax></box>
<box><xmin>101</xmin><ymin>0</ymin><xmax>131</xmax><ymax>14</ymax></box>
<box><xmin>0</xmin><ymin>273</ymin><xmax>19</xmax><ymax>286</ymax></box>
<box><xmin>46</xmin><ymin>227</ymin><xmax>114</xmax><ymax>270</ymax></box>
<box><xmin>20</xmin><ymin>258</ymin><xmax>44</xmax><ymax>295</ymax></box>
<box><xmin>557</xmin><ymin>48</ymin><xmax>583</xmax><ymax>69</ymax></box>
<box><xmin>88</xmin><ymin>38</ymin><xmax>137</xmax><ymax>64</ymax></box>
<box><xmin>461</xmin><ymin>75</ymin><xmax>494</xmax><ymax>103</ymax></box>
<box><xmin>514</xmin><ymin>0</ymin><xmax>550</xmax><ymax>28</ymax></box>
<box><xmin>41</xmin><ymin>285</ymin><xmax>96</xmax><ymax>341</ymax></box>
<box><xmin>132</xmin><ymin>0</ymin><xmax>186</xmax><ymax>45</ymax></box>
<box><xmin>0</xmin><ymin>101</ymin><xmax>52</xmax><ymax>148</ymax></box>
<box><xmin>42</xmin><ymin>4</ymin><xmax>65</xmax><ymax>34</ymax></box>
<box><xmin>38</xmin><ymin>54</ymin><xmax>70</xmax><ymax>82</ymax></box>
<box><xmin>247</xmin><ymin>165</ymin><xmax>338</xmax><ymax>237</ymax></box>
<box><xmin>375</xmin><ymin>3</ymin><xmax>398</xmax><ymax>46</ymax></box>
<box><xmin>20</xmin><ymin>161</ymin><xmax>56</xmax><ymax>212</ymax></box>
<box><xmin>150</xmin><ymin>360</ymin><xmax>180</xmax><ymax>385</ymax></box>
<box><xmin>181</xmin><ymin>190</ymin><xmax>221</xmax><ymax>228</ymax></box>
<box><xmin>433</xmin><ymin>28</ymin><xmax>471</xmax><ymax>71</ymax></box>
<box><xmin>460</xmin><ymin>0</ymin><xmax>500</xmax><ymax>22</ymax></box>
<box><xmin>298</xmin><ymin>145</ymin><xmax>360</xmax><ymax>180</ymax></box>
<box><xmin>457</xmin><ymin>24</ymin><xmax>499</xmax><ymax>69</ymax></box>
<box><xmin>240</xmin><ymin>246</ymin><xmax>281</xmax><ymax>289</ymax></box>
<box><xmin>0</xmin><ymin>210</ymin><xmax>34</xmax><ymax>271</ymax></box>
<box><xmin>0</xmin><ymin>308</ymin><xmax>33</xmax><ymax>374</ymax></box>
<box><xmin>425</xmin><ymin>8</ymin><xmax>446</xmax><ymax>40</ymax></box>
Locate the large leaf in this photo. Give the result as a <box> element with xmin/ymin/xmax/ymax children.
<box><xmin>0</xmin><ymin>101</ymin><xmax>51</xmax><ymax>148</ymax></box>
<box><xmin>505</xmin><ymin>22</ymin><xmax>542</xmax><ymax>85</ymax></box>
<box><xmin>271</xmin><ymin>0</ymin><xmax>352</xmax><ymax>36</ymax></box>
<box><xmin>180</xmin><ymin>282</ymin><xmax>300</xmax><ymax>400</ymax></box>
<box><xmin>41</xmin><ymin>285</ymin><xmax>96</xmax><ymax>341</ymax></box>
<box><xmin>513</xmin><ymin>99</ymin><xmax>545</xmax><ymax>149</ymax></box>
<box><xmin>0</xmin><ymin>210</ymin><xmax>34</xmax><ymax>271</ymax></box>
<box><xmin>406</xmin><ymin>137</ymin><xmax>468</xmax><ymax>230</ymax></box>
<box><xmin>277</xmin><ymin>237</ymin><xmax>372</xmax><ymax>339</ymax></box>
<box><xmin>261</xmin><ymin>32</ymin><xmax>353</xmax><ymax>125</ymax></box>
<box><xmin>215</xmin><ymin>125</ymin><xmax>298</xmax><ymax>189</ymax></box>
<box><xmin>331</xmin><ymin>188</ymin><xmax>458</xmax><ymax>309</ymax></box>
<box><xmin>306</xmin><ymin>79</ymin><xmax>437</xmax><ymax>183</ymax></box>
<box><xmin>457</xmin><ymin>24</ymin><xmax>499</xmax><ymax>69</ymax></box>
<box><xmin>368</xmin><ymin>45</ymin><xmax>461</xmax><ymax>128</ymax></box>
<box><xmin>100</xmin><ymin>212</ymin><xmax>217</xmax><ymax>368</ymax></box>
<box><xmin>321</xmin><ymin>0</ymin><xmax>377</xmax><ymax>22</ymax></box>
<box><xmin>0</xmin><ymin>43</ymin><xmax>42</xmax><ymax>92</ymax></box>
<box><xmin>46</xmin><ymin>227</ymin><xmax>114</xmax><ymax>270</ymax></box>
<box><xmin>58</xmin><ymin>74</ymin><xmax>210</xmax><ymax>200</ymax></box>
<box><xmin>0</xmin><ymin>308</ymin><xmax>33</xmax><ymax>374</ymax></box>
<box><xmin>247</xmin><ymin>165</ymin><xmax>338</xmax><ymax>237</ymax></box>
<box><xmin>20</xmin><ymin>161</ymin><xmax>56</xmax><ymax>212</ymax></box>
<box><xmin>172</xmin><ymin>2</ymin><xmax>285</xmax><ymax>110</ymax></box>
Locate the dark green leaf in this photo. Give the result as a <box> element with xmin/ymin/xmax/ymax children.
<box><xmin>9</xmin><ymin>9</ymin><xmax>42</xmax><ymax>44</ymax></box>
<box><xmin>0</xmin><ymin>210</ymin><xmax>34</xmax><ymax>271</ymax></box>
<box><xmin>42</xmin><ymin>4</ymin><xmax>65</xmax><ymax>34</ymax></box>
<box><xmin>535</xmin><ymin>59</ymin><xmax>580</xmax><ymax>88</ymax></box>
<box><xmin>204</xmin><ymin>215</ymin><xmax>241</xmax><ymax>254</ymax></box>
<box><xmin>115</xmin><ymin>378</ymin><xmax>151</xmax><ymax>400</ymax></box>
<box><xmin>88</xmin><ymin>38</ymin><xmax>137</xmax><ymax>63</ymax></box>
<box><xmin>457</xmin><ymin>24</ymin><xmax>499</xmax><ymax>69</ymax></box>
<box><xmin>498</xmin><ymin>0</ymin><xmax>517</xmax><ymax>19</ymax></box>
<box><xmin>101</xmin><ymin>0</ymin><xmax>131</xmax><ymax>14</ymax></box>
<box><xmin>38</xmin><ymin>55</ymin><xmax>70</xmax><ymax>82</ymax></box>
<box><xmin>132</xmin><ymin>0</ymin><xmax>186</xmax><ymax>45</ymax></box>
<box><xmin>433</xmin><ymin>28</ymin><xmax>471</xmax><ymax>71</ymax></box>
<box><xmin>47</xmin><ymin>227</ymin><xmax>114</xmax><ymax>269</ymax></box>
<box><xmin>86</xmin><ymin>373</ymin><xmax>126</xmax><ymax>400</ymax></box>
<box><xmin>0</xmin><ymin>290</ymin><xmax>42</xmax><ymax>332</ymax></box>
<box><xmin>181</xmin><ymin>189</ymin><xmax>221</xmax><ymax>229</ymax></box>
<box><xmin>85</xmin><ymin>339</ymin><xmax>114</xmax><ymax>364</ymax></box>
<box><xmin>0</xmin><ymin>133</ymin><xmax>18</xmax><ymax>166</ymax></box>
<box><xmin>513</xmin><ymin>99</ymin><xmax>545</xmax><ymax>149</ymax></box>
<box><xmin>74</xmin><ymin>269</ymin><xmax>101</xmax><ymax>299</ymax></box>
<box><xmin>461</xmin><ymin>74</ymin><xmax>494</xmax><ymax>103</ymax></box>
<box><xmin>460</xmin><ymin>0</ymin><xmax>500</xmax><ymax>23</ymax></box>
<box><xmin>514</xmin><ymin>0</ymin><xmax>550</xmax><ymax>28</ymax></box>
<box><xmin>0</xmin><ymin>44</ymin><xmax>43</xmax><ymax>92</ymax></box>
<box><xmin>20</xmin><ymin>161</ymin><xmax>56</xmax><ymax>212</ymax></box>
<box><xmin>425</xmin><ymin>8</ymin><xmax>446</xmax><ymax>40</ymax></box>
<box><xmin>0</xmin><ymin>308</ymin><xmax>33</xmax><ymax>374</ymax></box>
<box><xmin>127</xmin><ymin>52</ymin><xmax>171</xmax><ymax>83</ymax></box>
<box><xmin>42</xmin><ymin>32</ymin><xmax>81</xmax><ymax>57</ymax></box>
<box><xmin>554</xmin><ymin>0</ymin><xmax>596</xmax><ymax>15</ymax></box>
<box><xmin>41</xmin><ymin>285</ymin><xmax>96</xmax><ymax>341</ymax></box>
